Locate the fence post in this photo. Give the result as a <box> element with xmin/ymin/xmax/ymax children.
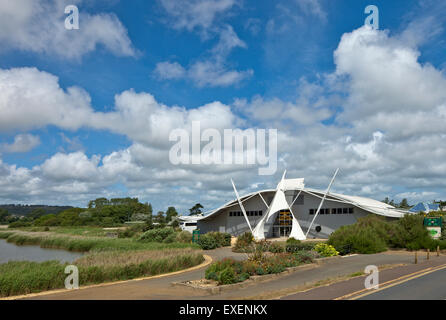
<box><xmin>427</xmin><ymin>249</ymin><xmax>430</xmax><ymax>260</ymax></box>
<box><xmin>415</xmin><ymin>251</ymin><xmax>418</xmax><ymax>264</ymax></box>
<box><xmin>437</xmin><ymin>245</ymin><xmax>440</xmax><ymax>257</ymax></box>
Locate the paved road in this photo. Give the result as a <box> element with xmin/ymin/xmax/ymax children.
<box><xmin>22</xmin><ymin>251</ymin><xmax>422</xmax><ymax>300</ymax></box>
<box><xmin>281</xmin><ymin>254</ymin><xmax>446</xmax><ymax>300</ymax></box>
<box><xmin>358</xmin><ymin>266</ymin><xmax>446</xmax><ymax>300</ymax></box>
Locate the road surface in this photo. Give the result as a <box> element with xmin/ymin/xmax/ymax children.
<box><xmin>281</xmin><ymin>255</ymin><xmax>446</xmax><ymax>300</ymax></box>
<box><xmin>357</xmin><ymin>265</ymin><xmax>446</xmax><ymax>300</ymax></box>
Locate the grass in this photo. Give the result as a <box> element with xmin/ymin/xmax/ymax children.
<box><xmin>0</xmin><ymin>230</ymin><xmax>205</xmax><ymax>297</ymax></box>
<box><xmin>1</xmin><ymin>231</ymin><xmax>199</xmax><ymax>252</ymax></box>
<box><xmin>8</xmin><ymin>226</ymin><xmax>116</xmax><ymax>237</ymax></box>
<box><xmin>0</xmin><ymin>251</ymin><xmax>204</xmax><ymax>297</ymax></box>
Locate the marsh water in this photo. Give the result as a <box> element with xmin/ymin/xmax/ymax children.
<box><xmin>0</xmin><ymin>239</ymin><xmax>83</xmax><ymax>263</ymax></box>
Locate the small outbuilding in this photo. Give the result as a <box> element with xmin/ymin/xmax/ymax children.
<box><xmin>408</xmin><ymin>202</ymin><xmax>440</xmax><ymax>214</ymax></box>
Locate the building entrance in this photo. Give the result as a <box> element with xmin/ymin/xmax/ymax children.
<box><xmin>272</xmin><ymin>210</ymin><xmax>293</xmax><ymax>237</ymax></box>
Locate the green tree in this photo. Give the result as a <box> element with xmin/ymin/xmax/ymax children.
<box><xmin>165</xmin><ymin>206</ymin><xmax>178</xmax><ymax>222</ymax></box>
<box><xmin>154</xmin><ymin>211</ymin><xmax>166</xmax><ymax>224</ymax></box>
<box><xmin>189</xmin><ymin>203</ymin><xmax>204</xmax><ymax>216</ymax></box>
<box><xmin>382</xmin><ymin>197</ymin><xmax>390</xmax><ymax>204</ymax></box>
<box><xmin>399</xmin><ymin>198</ymin><xmax>410</xmax><ymax>208</ymax></box>
<box><xmin>28</xmin><ymin>208</ymin><xmax>47</xmax><ymax>220</ymax></box>
<box><xmin>0</xmin><ymin>209</ymin><xmax>9</xmax><ymax>223</ymax></box>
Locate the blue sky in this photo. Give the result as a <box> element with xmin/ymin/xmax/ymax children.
<box><xmin>1</xmin><ymin>0</ymin><xmax>446</xmax><ymax>213</ymax></box>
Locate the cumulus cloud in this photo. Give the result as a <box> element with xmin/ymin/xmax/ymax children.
<box><xmin>0</xmin><ymin>0</ymin><xmax>136</xmax><ymax>59</ymax></box>
<box><xmin>2</xmin><ymin>23</ymin><xmax>446</xmax><ymax>210</ymax></box>
<box><xmin>1</xmin><ymin>134</ymin><xmax>41</xmax><ymax>153</ymax></box>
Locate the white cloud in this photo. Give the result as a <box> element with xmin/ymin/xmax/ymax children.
<box><xmin>0</xmin><ymin>0</ymin><xmax>136</xmax><ymax>59</ymax></box>
<box><xmin>0</xmin><ymin>67</ymin><xmax>95</xmax><ymax>132</ymax></box>
<box><xmin>41</xmin><ymin>152</ymin><xmax>101</xmax><ymax>182</ymax></box>
<box><xmin>159</xmin><ymin>0</ymin><xmax>236</xmax><ymax>33</ymax></box>
<box><xmin>295</xmin><ymin>0</ymin><xmax>327</xmax><ymax>21</ymax></box>
<box><xmin>155</xmin><ymin>26</ymin><xmax>253</xmax><ymax>87</ymax></box>
<box><xmin>154</xmin><ymin>61</ymin><xmax>186</xmax><ymax>80</ymax></box>
<box><xmin>1</xmin><ymin>134</ymin><xmax>40</xmax><ymax>153</ymax></box>
<box><xmin>3</xmin><ymin>22</ymin><xmax>446</xmax><ymax>211</ymax></box>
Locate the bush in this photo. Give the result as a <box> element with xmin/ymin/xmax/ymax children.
<box><xmin>294</xmin><ymin>251</ymin><xmax>316</xmax><ymax>264</ymax></box>
<box><xmin>269</xmin><ymin>242</ymin><xmax>285</xmax><ymax>253</ymax></box>
<box><xmin>286</xmin><ymin>241</ymin><xmax>318</xmax><ymax>253</ymax></box>
<box><xmin>328</xmin><ymin>223</ymin><xmax>388</xmax><ymax>254</ymax></box>
<box><xmin>390</xmin><ymin>215</ymin><xmax>431</xmax><ymax>250</ymax></box>
<box><xmin>118</xmin><ymin>228</ymin><xmax>136</xmax><ymax>238</ymax></box>
<box><xmin>327</xmin><ymin>214</ymin><xmax>440</xmax><ymax>254</ymax></box>
<box><xmin>314</xmin><ymin>243</ymin><xmax>339</xmax><ymax>257</ymax></box>
<box><xmin>176</xmin><ymin>231</ymin><xmax>192</xmax><ymax>243</ymax></box>
<box><xmin>218</xmin><ymin>267</ymin><xmax>236</xmax><ymax>285</ymax></box>
<box><xmin>138</xmin><ymin>227</ymin><xmax>175</xmax><ymax>242</ymax></box>
<box><xmin>163</xmin><ymin>232</ymin><xmax>177</xmax><ymax>243</ymax></box>
<box><xmin>197</xmin><ymin>232</ymin><xmax>231</xmax><ymax>250</ymax></box>
<box><xmin>233</xmin><ymin>232</ymin><xmax>254</xmax><ymax>252</ymax></box>
<box><xmin>207</xmin><ymin>232</ymin><xmax>231</xmax><ymax>247</ymax></box>
<box><xmin>286</xmin><ymin>237</ymin><xmax>301</xmax><ymax>244</ymax></box>
<box><xmin>8</xmin><ymin>220</ymin><xmax>32</xmax><ymax>228</ymax></box>
<box><xmin>205</xmin><ymin>253</ymin><xmax>313</xmax><ymax>286</ymax></box>
<box><xmin>197</xmin><ymin>234</ymin><xmax>219</xmax><ymax>250</ymax></box>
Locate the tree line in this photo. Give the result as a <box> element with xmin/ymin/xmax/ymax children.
<box><xmin>1</xmin><ymin>198</ymin><xmax>205</xmax><ymax>228</ymax></box>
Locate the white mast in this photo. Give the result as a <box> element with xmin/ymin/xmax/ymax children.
<box><xmin>231</xmin><ymin>179</ymin><xmax>253</xmax><ymax>233</ymax></box>
<box><xmin>305</xmin><ymin>168</ymin><xmax>339</xmax><ymax>238</ymax></box>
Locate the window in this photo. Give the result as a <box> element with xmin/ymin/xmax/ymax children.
<box><xmin>309</xmin><ymin>209</ymin><xmax>315</xmax><ymax>215</ymax></box>
<box><xmin>259</xmin><ymin>210</ymin><xmax>263</xmax><ymax>216</ymax></box>
<box><xmin>332</xmin><ymin>208</ymin><xmax>337</xmax><ymax>214</ymax></box>
<box><xmin>185</xmin><ymin>222</ymin><xmax>197</xmax><ymax>226</ymax></box>
<box><xmin>337</xmin><ymin>208</ymin><xmax>342</xmax><ymax>214</ymax></box>
<box><xmin>325</xmin><ymin>208</ymin><xmax>330</xmax><ymax>215</ymax></box>
<box><xmin>348</xmin><ymin>208</ymin><xmax>354</xmax><ymax>214</ymax></box>
<box><xmin>343</xmin><ymin>208</ymin><xmax>348</xmax><ymax>214</ymax></box>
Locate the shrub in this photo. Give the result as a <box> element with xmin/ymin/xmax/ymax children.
<box><xmin>390</xmin><ymin>214</ymin><xmax>431</xmax><ymax>250</ymax></box>
<box><xmin>176</xmin><ymin>231</ymin><xmax>192</xmax><ymax>243</ymax></box>
<box><xmin>328</xmin><ymin>224</ymin><xmax>388</xmax><ymax>254</ymax></box>
<box><xmin>223</xmin><ymin>233</ymin><xmax>232</xmax><ymax>246</ymax></box>
<box><xmin>204</xmin><ymin>253</ymin><xmax>312</xmax><ymax>286</ymax></box>
<box><xmin>118</xmin><ymin>228</ymin><xmax>136</xmax><ymax>238</ymax></box>
<box><xmin>269</xmin><ymin>242</ymin><xmax>285</xmax><ymax>253</ymax></box>
<box><xmin>163</xmin><ymin>232</ymin><xmax>177</xmax><ymax>243</ymax></box>
<box><xmin>286</xmin><ymin>237</ymin><xmax>301</xmax><ymax>244</ymax></box>
<box><xmin>294</xmin><ymin>251</ymin><xmax>316</xmax><ymax>264</ymax></box>
<box><xmin>138</xmin><ymin>227</ymin><xmax>175</xmax><ymax>242</ymax></box>
<box><xmin>8</xmin><ymin>221</ymin><xmax>32</xmax><ymax>228</ymax></box>
<box><xmin>218</xmin><ymin>267</ymin><xmax>236</xmax><ymax>285</ymax></box>
<box><xmin>233</xmin><ymin>232</ymin><xmax>254</xmax><ymax>252</ymax></box>
<box><xmin>327</xmin><ymin>214</ymin><xmax>441</xmax><ymax>254</ymax></box>
<box><xmin>286</xmin><ymin>241</ymin><xmax>318</xmax><ymax>253</ymax></box>
<box><xmin>314</xmin><ymin>243</ymin><xmax>339</xmax><ymax>257</ymax></box>
<box><xmin>207</xmin><ymin>232</ymin><xmax>232</xmax><ymax>247</ymax></box>
<box><xmin>197</xmin><ymin>234</ymin><xmax>219</xmax><ymax>250</ymax></box>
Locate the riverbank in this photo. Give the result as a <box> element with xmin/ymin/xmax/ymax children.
<box><xmin>0</xmin><ymin>229</ymin><xmax>204</xmax><ymax>297</ymax></box>
<box><xmin>0</xmin><ymin>230</ymin><xmax>198</xmax><ymax>252</ymax></box>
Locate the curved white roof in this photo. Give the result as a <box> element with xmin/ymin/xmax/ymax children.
<box><xmin>198</xmin><ymin>187</ymin><xmax>409</xmax><ymax>220</ymax></box>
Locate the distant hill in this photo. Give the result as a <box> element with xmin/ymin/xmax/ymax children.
<box><xmin>0</xmin><ymin>204</ymin><xmax>73</xmax><ymax>216</ymax></box>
